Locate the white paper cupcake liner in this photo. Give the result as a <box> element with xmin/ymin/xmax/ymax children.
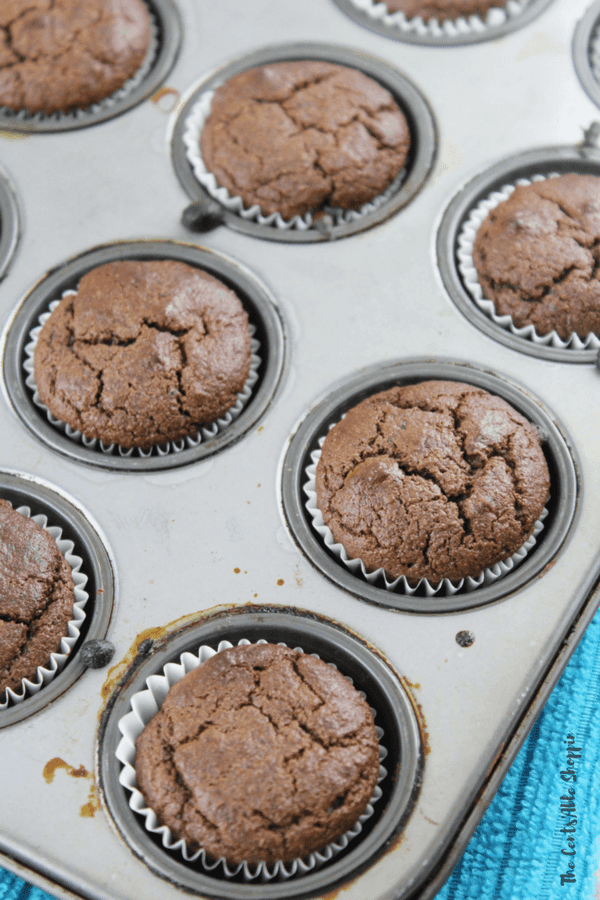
<box><xmin>0</xmin><ymin>5</ymin><xmax>159</xmax><ymax>126</ymax></box>
<box><xmin>456</xmin><ymin>173</ymin><xmax>600</xmax><ymax>352</ymax></box>
<box><xmin>344</xmin><ymin>0</ymin><xmax>526</xmax><ymax>39</ymax></box>
<box><xmin>182</xmin><ymin>90</ymin><xmax>407</xmax><ymax>232</ymax></box>
<box><xmin>304</xmin><ymin>433</ymin><xmax>548</xmax><ymax>597</ymax></box>
<box><xmin>23</xmin><ymin>290</ymin><xmax>262</xmax><ymax>458</ymax></box>
<box><xmin>116</xmin><ymin>637</ymin><xmax>388</xmax><ymax>882</ymax></box>
<box><xmin>0</xmin><ymin>503</ymin><xmax>89</xmax><ymax>710</ymax></box>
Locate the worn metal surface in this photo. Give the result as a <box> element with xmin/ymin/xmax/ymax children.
<box><xmin>0</xmin><ymin>0</ymin><xmax>599</xmax><ymax>898</ymax></box>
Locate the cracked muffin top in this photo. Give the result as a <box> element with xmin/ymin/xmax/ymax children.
<box><xmin>472</xmin><ymin>174</ymin><xmax>600</xmax><ymax>341</ymax></box>
<box><xmin>33</xmin><ymin>259</ymin><xmax>252</xmax><ymax>450</ymax></box>
<box><xmin>199</xmin><ymin>60</ymin><xmax>411</xmax><ymax>220</ymax></box>
<box><xmin>0</xmin><ymin>499</ymin><xmax>74</xmax><ymax>699</ymax></box>
<box><xmin>379</xmin><ymin>0</ymin><xmax>505</xmax><ymax>22</ymax></box>
<box><xmin>315</xmin><ymin>381</ymin><xmax>550</xmax><ymax>584</ymax></box>
<box><xmin>0</xmin><ymin>0</ymin><xmax>152</xmax><ymax>115</ymax></box>
<box><xmin>135</xmin><ymin>642</ymin><xmax>380</xmax><ymax>865</ymax></box>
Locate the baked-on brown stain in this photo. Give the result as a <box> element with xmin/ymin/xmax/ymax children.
<box><xmin>42</xmin><ymin>758</ymin><xmax>100</xmax><ymax>818</ymax></box>
<box><xmin>400</xmin><ymin>676</ymin><xmax>431</xmax><ymax>756</ymax></box>
<box><xmin>151</xmin><ymin>86</ymin><xmax>180</xmax><ymax>112</ymax></box>
<box><xmin>43</xmin><ymin>757</ymin><xmax>88</xmax><ymax>783</ymax></box>
<box><xmin>99</xmin><ymin>605</ymin><xmax>241</xmax><ymax>709</ymax></box>
<box><xmin>234</xmin><ymin>568</ymin><xmax>241</xmax><ymax>574</ymax></box>
<box><xmin>100</xmin><ymin>624</ymin><xmax>165</xmax><ymax>704</ymax></box>
<box><xmin>277</xmin><ymin>579</ymin><xmax>284</xmax><ymax>586</ymax></box>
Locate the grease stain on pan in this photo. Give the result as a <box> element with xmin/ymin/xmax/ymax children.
<box><xmin>98</xmin><ymin>603</ymin><xmax>240</xmax><ymax>709</ymax></box>
<box><xmin>400</xmin><ymin>677</ymin><xmax>430</xmax><ymax>758</ymax></box>
<box><xmin>42</xmin><ymin>757</ymin><xmax>100</xmax><ymax>818</ymax></box>
<box><xmin>151</xmin><ymin>86</ymin><xmax>180</xmax><ymax>112</ymax></box>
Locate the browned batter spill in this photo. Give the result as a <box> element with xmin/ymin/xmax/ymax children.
<box><xmin>43</xmin><ymin>757</ymin><xmax>100</xmax><ymax>818</ymax></box>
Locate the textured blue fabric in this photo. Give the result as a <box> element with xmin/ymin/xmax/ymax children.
<box><xmin>437</xmin><ymin>609</ymin><xmax>600</xmax><ymax>900</ymax></box>
<box><xmin>0</xmin><ymin>871</ymin><xmax>55</xmax><ymax>900</ymax></box>
<box><xmin>2</xmin><ymin>612</ymin><xmax>600</xmax><ymax>900</ymax></box>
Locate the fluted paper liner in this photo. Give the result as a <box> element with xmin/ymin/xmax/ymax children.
<box><xmin>0</xmin><ymin>504</ymin><xmax>88</xmax><ymax>709</ymax></box>
<box><xmin>343</xmin><ymin>0</ymin><xmax>527</xmax><ymax>40</ymax></box>
<box><xmin>457</xmin><ymin>172</ymin><xmax>600</xmax><ymax>351</ymax></box>
<box><xmin>116</xmin><ymin>638</ymin><xmax>388</xmax><ymax>882</ymax></box>
<box><xmin>304</xmin><ymin>432</ymin><xmax>548</xmax><ymax>598</ymax></box>
<box><xmin>23</xmin><ymin>290</ymin><xmax>262</xmax><ymax>458</ymax></box>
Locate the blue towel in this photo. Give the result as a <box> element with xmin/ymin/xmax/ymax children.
<box><xmin>2</xmin><ymin>610</ymin><xmax>600</xmax><ymax>900</ymax></box>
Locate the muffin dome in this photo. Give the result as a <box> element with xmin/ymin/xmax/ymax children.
<box><xmin>33</xmin><ymin>260</ymin><xmax>252</xmax><ymax>449</ymax></box>
<box><xmin>472</xmin><ymin>174</ymin><xmax>600</xmax><ymax>341</ymax></box>
<box><xmin>135</xmin><ymin>643</ymin><xmax>380</xmax><ymax>865</ymax></box>
<box><xmin>200</xmin><ymin>60</ymin><xmax>411</xmax><ymax>220</ymax></box>
<box><xmin>315</xmin><ymin>380</ymin><xmax>550</xmax><ymax>584</ymax></box>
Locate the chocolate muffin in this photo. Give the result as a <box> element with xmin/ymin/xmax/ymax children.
<box><xmin>0</xmin><ymin>0</ymin><xmax>152</xmax><ymax>115</ymax></box>
<box><xmin>0</xmin><ymin>500</ymin><xmax>74</xmax><ymax>700</ymax></box>
<box><xmin>200</xmin><ymin>61</ymin><xmax>411</xmax><ymax>220</ymax></box>
<box><xmin>135</xmin><ymin>643</ymin><xmax>380</xmax><ymax>865</ymax></box>
<box><xmin>33</xmin><ymin>260</ymin><xmax>252</xmax><ymax>450</ymax></box>
<box><xmin>380</xmin><ymin>0</ymin><xmax>506</xmax><ymax>21</ymax></box>
<box><xmin>472</xmin><ymin>174</ymin><xmax>600</xmax><ymax>341</ymax></box>
<box><xmin>315</xmin><ymin>381</ymin><xmax>550</xmax><ymax>584</ymax></box>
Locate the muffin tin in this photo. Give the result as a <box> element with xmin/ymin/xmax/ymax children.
<box><xmin>0</xmin><ymin>0</ymin><xmax>599</xmax><ymax>898</ymax></box>
<box><xmin>0</xmin><ymin>0</ymin><xmax>182</xmax><ymax>133</ymax></box>
<box><xmin>331</xmin><ymin>0</ymin><xmax>555</xmax><ymax>45</ymax></box>
<box><xmin>171</xmin><ymin>42</ymin><xmax>437</xmax><ymax>242</ymax></box>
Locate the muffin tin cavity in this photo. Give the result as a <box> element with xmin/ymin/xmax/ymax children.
<box><xmin>436</xmin><ymin>145</ymin><xmax>600</xmax><ymax>363</ymax></box>
<box><xmin>573</xmin><ymin>2</ymin><xmax>600</xmax><ymax>110</ymax></box>
<box><xmin>0</xmin><ymin>0</ymin><xmax>181</xmax><ymax>133</ymax></box>
<box><xmin>98</xmin><ymin>607</ymin><xmax>422</xmax><ymax>899</ymax></box>
<box><xmin>0</xmin><ymin>164</ymin><xmax>20</xmax><ymax>280</ymax></box>
<box><xmin>331</xmin><ymin>0</ymin><xmax>554</xmax><ymax>46</ymax></box>
<box><xmin>2</xmin><ymin>241</ymin><xmax>285</xmax><ymax>471</ymax></box>
<box><xmin>172</xmin><ymin>42</ymin><xmax>437</xmax><ymax>243</ymax></box>
<box><xmin>280</xmin><ymin>358</ymin><xmax>577</xmax><ymax>614</ymax></box>
<box><xmin>0</xmin><ymin>470</ymin><xmax>114</xmax><ymax>727</ymax></box>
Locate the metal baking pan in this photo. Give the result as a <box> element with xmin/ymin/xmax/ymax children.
<box><xmin>0</xmin><ymin>0</ymin><xmax>599</xmax><ymax>898</ymax></box>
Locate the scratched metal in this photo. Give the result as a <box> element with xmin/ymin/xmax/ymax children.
<box><xmin>0</xmin><ymin>1</ymin><xmax>599</xmax><ymax>899</ymax></box>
